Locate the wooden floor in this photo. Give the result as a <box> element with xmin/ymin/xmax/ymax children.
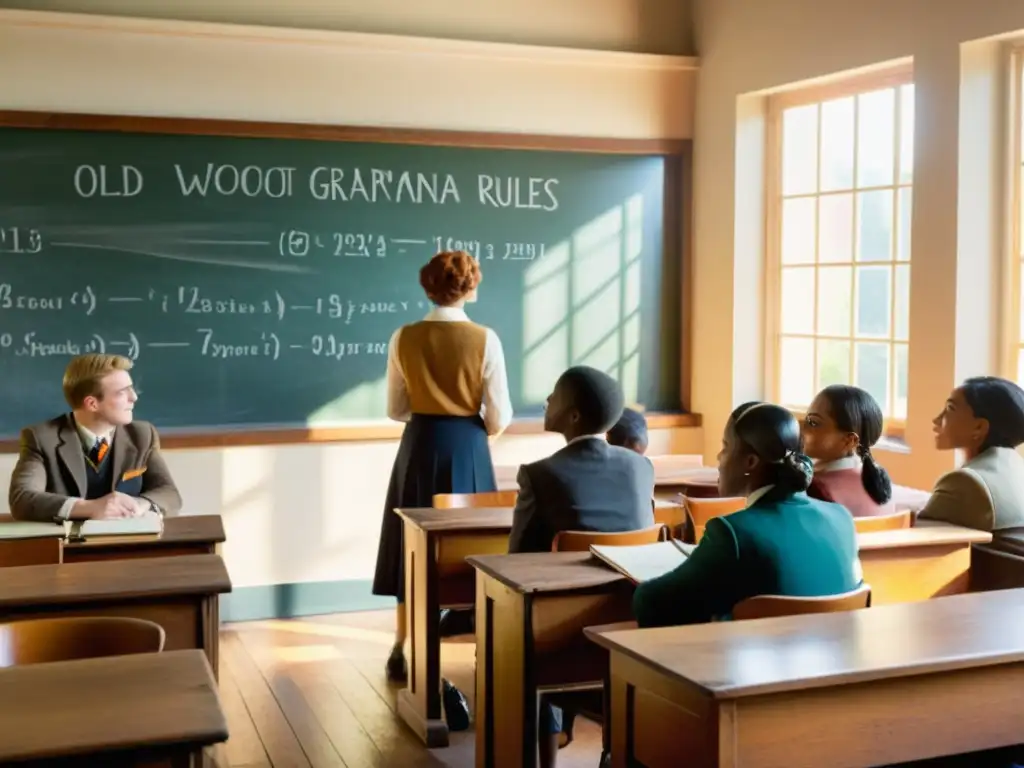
<box><xmin>214</xmin><ymin>609</ymin><xmax>603</xmax><ymax>768</ymax></box>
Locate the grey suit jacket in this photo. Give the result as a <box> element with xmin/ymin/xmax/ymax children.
<box><xmin>8</xmin><ymin>414</ymin><xmax>182</xmax><ymax>522</ymax></box>
<box><xmin>918</xmin><ymin>447</ymin><xmax>1024</xmax><ymax>532</ymax></box>
<box><xmin>508</xmin><ymin>437</ymin><xmax>656</xmax><ymax>553</ymax></box>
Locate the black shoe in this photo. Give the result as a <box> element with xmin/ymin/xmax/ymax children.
<box><xmin>442</xmin><ymin>678</ymin><xmax>471</xmax><ymax>731</ymax></box>
<box><xmin>439</xmin><ymin>608</ymin><xmax>475</xmax><ymax>638</ymax></box>
<box><xmin>385</xmin><ymin>646</ymin><xmax>407</xmax><ymax>683</ymax></box>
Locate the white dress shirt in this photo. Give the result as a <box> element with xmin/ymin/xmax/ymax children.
<box><xmin>56</xmin><ymin>420</ymin><xmax>115</xmax><ymax>520</ymax></box>
<box><xmin>814</xmin><ymin>455</ymin><xmax>861</xmax><ymax>473</ymax></box>
<box><xmin>386</xmin><ymin>305</ymin><xmax>514</xmax><ymax>436</ymax></box>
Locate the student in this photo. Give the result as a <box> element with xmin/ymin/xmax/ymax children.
<box><xmin>508</xmin><ymin>365</ymin><xmax>653</xmax><ymax>768</ymax></box>
<box><xmin>508</xmin><ymin>366</ymin><xmax>655</xmax><ymax>554</ymax></box>
<box><xmin>606</xmin><ymin>407</ymin><xmax>649</xmax><ymax>455</ymax></box>
<box><xmin>633</xmin><ymin>401</ymin><xmax>861</xmax><ymax>629</ymax></box>
<box><xmin>801</xmin><ymin>385</ymin><xmax>895</xmax><ymax>517</ymax></box>
<box><xmin>371</xmin><ymin>250</ymin><xmax>513</xmax><ymax>688</ymax></box>
<box><xmin>8</xmin><ymin>353</ymin><xmax>181</xmax><ymax>522</ymax></box>
<box><xmin>917</xmin><ymin>376</ymin><xmax>1024</xmax><ymax>532</ymax></box>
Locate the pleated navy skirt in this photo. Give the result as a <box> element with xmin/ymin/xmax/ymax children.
<box><xmin>372</xmin><ymin>413</ymin><xmax>497</xmax><ymax>601</ymax></box>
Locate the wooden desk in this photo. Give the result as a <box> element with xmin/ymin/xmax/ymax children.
<box><xmin>587</xmin><ymin>589</ymin><xmax>1024</xmax><ymax>767</ymax></box>
<box><xmin>469</xmin><ymin>552</ymin><xmax>634</xmax><ymax>768</ymax></box>
<box><xmin>859</xmin><ymin>524</ymin><xmax>990</xmax><ymax>604</ymax></box>
<box><xmin>0</xmin><ymin>648</ymin><xmax>227</xmax><ymax>766</ymax></box>
<box><xmin>62</xmin><ymin>514</ymin><xmax>226</xmax><ymax>563</ymax></box>
<box><xmin>396</xmin><ymin>506</ymin><xmax>513</xmax><ymax>747</ymax></box>
<box><xmin>0</xmin><ymin>553</ymin><xmax>231</xmax><ymax>676</ymax></box>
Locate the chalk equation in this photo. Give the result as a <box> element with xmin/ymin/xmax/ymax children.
<box><xmin>0</xmin><ymin>329</ymin><xmax>389</xmax><ymax>362</ymax></box>
<box><xmin>3</xmin><ymin>224</ymin><xmax>548</xmax><ymax>264</ymax></box>
<box><xmin>0</xmin><ymin>284</ymin><xmax>422</xmax><ymax>324</ymax></box>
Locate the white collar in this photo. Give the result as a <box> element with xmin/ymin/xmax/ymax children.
<box><xmin>567</xmin><ymin>434</ymin><xmax>604</xmax><ymax>446</ymax></box>
<box><xmin>424</xmin><ymin>305</ymin><xmax>470</xmax><ymax>322</ymax></box>
<box><xmin>745</xmin><ymin>484</ymin><xmax>774</xmax><ymax>508</ymax></box>
<box><xmin>815</xmin><ymin>455</ymin><xmax>861</xmax><ymax>473</ymax></box>
<box><xmin>74</xmin><ymin>419</ymin><xmax>114</xmax><ymax>451</ymax></box>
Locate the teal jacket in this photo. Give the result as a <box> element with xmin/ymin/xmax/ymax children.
<box><xmin>633</xmin><ymin>491</ymin><xmax>860</xmax><ymax>628</ymax></box>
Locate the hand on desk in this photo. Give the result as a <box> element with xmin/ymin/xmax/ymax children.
<box><xmin>73</xmin><ymin>493</ymin><xmax>142</xmax><ymax>519</ymax></box>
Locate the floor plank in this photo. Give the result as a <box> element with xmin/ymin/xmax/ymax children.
<box><xmin>218</xmin><ymin>610</ymin><xmax>603</xmax><ymax>768</ymax></box>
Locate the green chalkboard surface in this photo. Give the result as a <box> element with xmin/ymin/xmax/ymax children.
<box><xmin>0</xmin><ymin>114</ymin><xmax>685</xmax><ymax>437</ymax></box>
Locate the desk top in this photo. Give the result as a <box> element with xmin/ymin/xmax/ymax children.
<box><xmin>63</xmin><ymin>514</ymin><xmax>226</xmax><ymax>550</ymax></box>
<box><xmin>858</xmin><ymin>523</ymin><xmax>991</xmax><ymax>550</ymax></box>
<box><xmin>397</xmin><ymin>507</ymin><xmax>513</xmax><ymax>532</ymax></box>
<box><xmin>0</xmin><ymin>553</ymin><xmax>232</xmax><ymax>608</ymax></box>
<box><xmin>468</xmin><ymin>551</ymin><xmax>629</xmax><ymax>594</ymax></box>
<box><xmin>0</xmin><ymin>649</ymin><xmax>227</xmax><ymax>761</ymax></box>
<box><xmin>587</xmin><ymin>588</ymin><xmax>1024</xmax><ymax>700</ymax></box>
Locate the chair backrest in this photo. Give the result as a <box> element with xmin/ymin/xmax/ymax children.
<box><xmin>732</xmin><ymin>583</ymin><xmax>872</xmax><ymax>621</ymax></box>
<box><xmin>683</xmin><ymin>496</ymin><xmax>746</xmax><ymax>542</ymax></box>
<box><xmin>552</xmin><ymin>524</ymin><xmax>668</xmax><ymax>552</ymax></box>
<box><xmin>0</xmin><ymin>617</ymin><xmax>166</xmax><ymax>667</ymax></box>
<box><xmin>432</xmin><ymin>490</ymin><xmax>519</xmax><ymax>509</ymax></box>
<box><xmin>853</xmin><ymin>509</ymin><xmax>912</xmax><ymax>533</ymax></box>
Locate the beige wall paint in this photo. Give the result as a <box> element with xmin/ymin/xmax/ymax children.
<box><xmin>692</xmin><ymin>0</ymin><xmax>1024</xmax><ymax>489</ymax></box>
<box><xmin>0</xmin><ymin>0</ymin><xmax>695</xmax><ymax>54</ymax></box>
<box><xmin>0</xmin><ymin>10</ymin><xmax>699</xmax><ymax>589</ymax></box>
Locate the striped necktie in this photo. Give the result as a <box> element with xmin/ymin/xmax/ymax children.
<box><xmin>89</xmin><ymin>438</ymin><xmax>109</xmax><ymax>465</ymax></box>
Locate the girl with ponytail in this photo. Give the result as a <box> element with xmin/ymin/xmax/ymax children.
<box><xmin>801</xmin><ymin>385</ymin><xmax>895</xmax><ymax>518</ymax></box>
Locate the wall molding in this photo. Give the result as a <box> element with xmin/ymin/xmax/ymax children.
<box><xmin>0</xmin><ymin>9</ymin><xmax>699</xmax><ymax>73</ymax></box>
<box><xmin>222</xmin><ymin>579</ymin><xmax>392</xmax><ymax>623</ymax></box>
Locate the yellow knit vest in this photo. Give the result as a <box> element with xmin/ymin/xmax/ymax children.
<box><xmin>397</xmin><ymin>321</ymin><xmax>488</xmax><ymax>416</ymax></box>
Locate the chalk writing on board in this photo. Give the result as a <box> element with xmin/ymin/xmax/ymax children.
<box><xmin>0</xmin><ymin>284</ymin><xmax>97</xmax><ymax>315</ymax></box>
<box><xmin>0</xmin><ymin>329</ymin><xmax>390</xmax><ymax>363</ymax></box>
<box><xmin>0</xmin><ymin>227</ymin><xmax>43</xmax><ymax>254</ymax></box>
<box><xmin>71</xmin><ymin>164</ymin><xmax>562</xmax><ymax>211</ymax></box>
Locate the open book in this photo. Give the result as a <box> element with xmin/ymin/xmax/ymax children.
<box><xmin>68</xmin><ymin>514</ymin><xmax>163</xmax><ymax>539</ymax></box>
<box><xmin>590</xmin><ymin>539</ymin><xmax>696</xmax><ymax>584</ymax></box>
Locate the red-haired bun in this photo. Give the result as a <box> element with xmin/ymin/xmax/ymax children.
<box><xmin>419</xmin><ymin>250</ymin><xmax>482</xmax><ymax>306</ymax></box>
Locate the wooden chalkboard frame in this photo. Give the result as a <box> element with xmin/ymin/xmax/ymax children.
<box><xmin>0</xmin><ymin>110</ymin><xmax>696</xmax><ymax>451</ymax></box>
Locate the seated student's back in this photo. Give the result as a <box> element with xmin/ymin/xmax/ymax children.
<box><xmin>633</xmin><ymin>402</ymin><xmax>860</xmax><ymax>628</ymax></box>
<box><xmin>508</xmin><ymin>366</ymin><xmax>655</xmax><ymax>553</ymax></box>
<box><xmin>802</xmin><ymin>385</ymin><xmax>895</xmax><ymax>518</ymax></box>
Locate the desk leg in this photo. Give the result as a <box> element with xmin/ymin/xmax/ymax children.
<box><xmin>476</xmin><ymin>572</ymin><xmax>534</xmax><ymax>768</ymax></box>
<box><xmin>609</xmin><ymin>669</ymin><xmax>629</xmax><ymax>768</ymax></box>
<box><xmin>397</xmin><ymin>524</ymin><xmax>448</xmax><ymax>747</ymax></box>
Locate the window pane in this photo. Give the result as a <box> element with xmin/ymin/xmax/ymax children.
<box><xmin>894</xmin><ymin>264</ymin><xmax>909</xmax><ymax>341</ymax></box>
<box><xmin>781</xmin><ymin>267</ymin><xmax>815</xmax><ymax>334</ymax></box>
<box><xmin>817</xmin><ymin>266</ymin><xmax>852</xmax><ymax>336</ymax></box>
<box><xmin>894</xmin><ymin>343</ymin><xmax>908</xmax><ymax>419</ymax></box>
<box><xmin>897</xmin><ymin>187</ymin><xmax>912</xmax><ymax>262</ymax></box>
<box><xmin>820</xmin><ymin>97</ymin><xmax>854</xmax><ymax>192</ymax></box>
<box><xmin>899</xmin><ymin>84</ymin><xmax>914</xmax><ymax>184</ymax></box>
<box><xmin>781</xmin><ymin>197</ymin><xmax>816</xmax><ymax>264</ymax></box>
<box><xmin>856</xmin><ymin>266</ymin><xmax>892</xmax><ymax>338</ymax></box>
<box><xmin>817</xmin><ymin>339</ymin><xmax>851</xmax><ymax>389</ymax></box>
<box><xmin>857</xmin><ymin>88</ymin><xmax>895</xmax><ymax>188</ymax></box>
<box><xmin>1018</xmin><ymin>347</ymin><xmax>1024</xmax><ymax>387</ymax></box>
<box><xmin>780</xmin><ymin>337</ymin><xmax>815</xmax><ymax>407</ymax></box>
<box><xmin>782</xmin><ymin>104</ymin><xmax>819</xmax><ymax>196</ymax></box>
<box><xmin>856</xmin><ymin>190</ymin><xmax>894</xmax><ymax>262</ymax></box>
<box><xmin>818</xmin><ymin>194</ymin><xmax>854</xmax><ymax>263</ymax></box>
<box><xmin>855</xmin><ymin>342</ymin><xmax>891</xmax><ymax>414</ymax></box>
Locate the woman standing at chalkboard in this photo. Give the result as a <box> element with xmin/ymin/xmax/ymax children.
<box><xmin>372</xmin><ymin>250</ymin><xmax>513</xmax><ymax>685</ymax></box>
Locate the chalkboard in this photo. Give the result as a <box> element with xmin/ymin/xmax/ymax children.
<box><xmin>0</xmin><ymin>113</ymin><xmax>686</xmax><ymax>439</ymax></box>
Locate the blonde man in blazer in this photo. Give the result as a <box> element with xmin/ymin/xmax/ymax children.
<box><xmin>8</xmin><ymin>354</ymin><xmax>181</xmax><ymax>522</ymax></box>
<box><xmin>918</xmin><ymin>376</ymin><xmax>1024</xmax><ymax>532</ymax></box>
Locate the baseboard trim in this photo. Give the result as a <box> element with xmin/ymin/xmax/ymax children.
<box><xmin>222</xmin><ymin>578</ymin><xmax>393</xmax><ymax>623</ymax></box>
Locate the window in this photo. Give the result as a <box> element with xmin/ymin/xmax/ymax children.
<box><xmin>768</xmin><ymin>68</ymin><xmax>914</xmax><ymax>429</ymax></box>
<box><xmin>1013</xmin><ymin>52</ymin><xmax>1024</xmax><ymax>384</ymax></box>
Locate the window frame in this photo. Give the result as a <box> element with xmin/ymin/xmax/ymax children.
<box><xmin>764</xmin><ymin>62</ymin><xmax>915</xmax><ymax>441</ymax></box>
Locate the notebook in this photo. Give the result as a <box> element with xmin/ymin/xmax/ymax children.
<box><xmin>68</xmin><ymin>514</ymin><xmax>164</xmax><ymax>539</ymax></box>
<box><xmin>590</xmin><ymin>540</ymin><xmax>696</xmax><ymax>584</ymax></box>
<box><xmin>0</xmin><ymin>521</ymin><xmax>67</xmax><ymax>540</ymax></box>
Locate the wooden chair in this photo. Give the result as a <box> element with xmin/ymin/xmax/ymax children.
<box><xmin>552</xmin><ymin>524</ymin><xmax>668</xmax><ymax>552</ymax></box>
<box><xmin>853</xmin><ymin>509</ymin><xmax>912</xmax><ymax>533</ymax></box>
<box><xmin>0</xmin><ymin>617</ymin><xmax>165</xmax><ymax>667</ymax></box>
<box><xmin>647</xmin><ymin>455</ymin><xmax>704</xmax><ymax>473</ymax></box>
<box><xmin>432</xmin><ymin>490</ymin><xmax>519</xmax><ymax>508</ymax></box>
<box><xmin>732</xmin><ymin>583</ymin><xmax>872</xmax><ymax>621</ymax></box>
<box><xmin>682</xmin><ymin>496</ymin><xmax>746</xmax><ymax>543</ymax></box>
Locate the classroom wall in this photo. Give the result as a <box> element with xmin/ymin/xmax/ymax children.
<box><xmin>691</xmin><ymin>0</ymin><xmax>1024</xmax><ymax>490</ymax></box>
<box><xmin>0</xmin><ymin>9</ymin><xmax>700</xmax><ymax>619</ymax></box>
